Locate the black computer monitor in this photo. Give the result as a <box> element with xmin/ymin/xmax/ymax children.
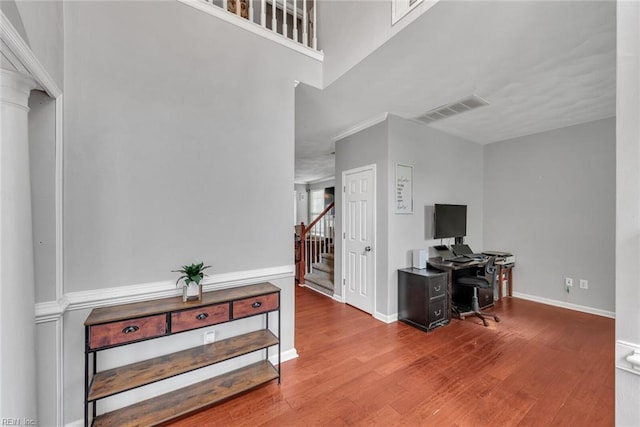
<box><xmin>433</xmin><ymin>204</ymin><xmax>467</xmax><ymax>243</ymax></box>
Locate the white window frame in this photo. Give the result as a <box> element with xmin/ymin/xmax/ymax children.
<box><xmin>391</xmin><ymin>0</ymin><xmax>423</xmax><ymax>25</ymax></box>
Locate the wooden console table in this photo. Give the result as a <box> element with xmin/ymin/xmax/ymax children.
<box><xmin>84</xmin><ymin>282</ymin><xmax>280</xmax><ymax>426</ymax></box>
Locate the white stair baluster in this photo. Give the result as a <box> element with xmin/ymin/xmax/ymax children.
<box><xmin>293</xmin><ymin>0</ymin><xmax>298</xmax><ymax>42</ymax></box>
<box><xmin>272</xmin><ymin>0</ymin><xmax>278</xmax><ymax>33</ymax></box>
<box><xmin>223</xmin><ymin>0</ymin><xmax>228</xmax><ymax>14</ymax></box>
<box><xmin>282</xmin><ymin>0</ymin><xmax>288</xmax><ymax>38</ymax></box>
<box><xmin>249</xmin><ymin>0</ymin><xmax>254</xmax><ymax>22</ymax></box>
<box><xmin>261</xmin><ymin>0</ymin><xmax>266</xmax><ymax>26</ymax></box>
<box><xmin>323</xmin><ymin>216</ymin><xmax>328</xmax><ymax>254</ymax></box>
<box><xmin>312</xmin><ymin>0</ymin><xmax>317</xmax><ymax>49</ymax></box>
<box><xmin>308</xmin><ymin>225</ymin><xmax>311</xmax><ymax>275</ymax></box>
<box><xmin>303</xmin><ymin>0</ymin><xmax>308</xmax><ymax>46</ymax></box>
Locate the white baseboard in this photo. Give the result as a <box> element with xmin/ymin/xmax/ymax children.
<box><xmin>511</xmin><ymin>292</ymin><xmax>615</xmax><ymax>318</ymax></box>
<box><xmin>298</xmin><ymin>283</ymin><xmax>335</xmax><ymax>299</ymax></box>
<box><xmin>374</xmin><ymin>311</ymin><xmax>398</xmax><ymax>324</ymax></box>
<box><xmin>269</xmin><ymin>348</ymin><xmax>299</xmax><ymax>365</ymax></box>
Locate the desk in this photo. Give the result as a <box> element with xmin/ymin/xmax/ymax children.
<box><xmin>427</xmin><ymin>258</ymin><xmax>487</xmax><ymax>318</ymax></box>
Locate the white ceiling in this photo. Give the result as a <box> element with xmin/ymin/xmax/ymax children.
<box><xmin>295</xmin><ymin>0</ymin><xmax>616</xmax><ymax>183</ymax></box>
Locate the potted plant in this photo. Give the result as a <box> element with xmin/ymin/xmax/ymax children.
<box><xmin>173</xmin><ymin>262</ymin><xmax>211</xmax><ymax>302</ymax></box>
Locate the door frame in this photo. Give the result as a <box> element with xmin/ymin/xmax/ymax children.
<box><xmin>340</xmin><ymin>163</ymin><xmax>377</xmax><ymax>314</ymax></box>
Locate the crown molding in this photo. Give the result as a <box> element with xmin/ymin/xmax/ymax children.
<box><xmin>332</xmin><ymin>112</ymin><xmax>389</xmax><ymax>143</ymax></box>
<box><xmin>0</xmin><ymin>10</ymin><xmax>61</xmax><ymax>98</ymax></box>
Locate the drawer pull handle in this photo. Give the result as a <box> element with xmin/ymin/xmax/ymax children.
<box><xmin>122</xmin><ymin>325</ymin><xmax>139</xmax><ymax>334</ymax></box>
<box><xmin>196</xmin><ymin>313</ymin><xmax>209</xmax><ymax>320</ymax></box>
<box><xmin>434</xmin><ymin>309</ymin><xmax>441</xmax><ymax>317</ymax></box>
<box><xmin>434</xmin><ymin>285</ymin><xmax>441</xmax><ymax>292</ymax></box>
<box><xmin>252</xmin><ymin>301</ymin><xmax>262</xmax><ymax>308</ymax></box>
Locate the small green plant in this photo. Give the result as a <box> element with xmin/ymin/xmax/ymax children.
<box><xmin>173</xmin><ymin>262</ymin><xmax>211</xmax><ymax>287</ymax></box>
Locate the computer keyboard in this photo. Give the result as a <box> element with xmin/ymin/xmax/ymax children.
<box><xmin>449</xmin><ymin>256</ymin><xmax>473</xmax><ymax>263</ymax></box>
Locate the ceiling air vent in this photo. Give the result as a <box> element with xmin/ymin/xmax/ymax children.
<box><xmin>415</xmin><ymin>94</ymin><xmax>489</xmax><ymax>124</ymax></box>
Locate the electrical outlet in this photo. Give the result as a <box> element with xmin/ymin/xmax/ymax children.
<box><xmin>580</xmin><ymin>279</ymin><xmax>588</xmax><ymax>289</ymax></box>
<box><xmin>565</xmin><ymin>277</ymin><xmax>573</xmax><ymax>287</ymax></box>
<box><xmin>203</xmin><ymin>330</ymin><xmax>215</xmax><ymax>344</ymax></box>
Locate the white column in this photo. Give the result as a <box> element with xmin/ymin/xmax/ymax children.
<box><xmin>0</xmin><ymin>68</ymin><xmax>38</xmax><ymax>423</ymax></box>
<box><xmin>616</xmin><ymin>1</ymin><xmax>640</xmax><ymax>425</ymax></box>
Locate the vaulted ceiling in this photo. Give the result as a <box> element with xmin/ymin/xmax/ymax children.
<box><xmin>295</xmin><ymin>0</ymin><xmax>616</xmax><ymax>183</ymax></box>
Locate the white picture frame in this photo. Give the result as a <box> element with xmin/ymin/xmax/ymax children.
<box><xmin>395</xmin><ymin>163</ymin><xmax>413</xmax><ymax>214</ymax></box>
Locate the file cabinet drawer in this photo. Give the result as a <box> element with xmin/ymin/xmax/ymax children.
<box><xmin>428</xmin><ymin>297</ymin><xmax>447</xmax><ymax>327</ymax></box>
<box><xmin>89</xmin><ymin>314</ymin><xmax>167</xmax><ymax>349</ymax></box>
<box><xmin>428</xmin><ymin>275</ymin><xmax>447</xmax><ymax>300</ymax></box>
<box><xmin>233</xmin><ymin>293</ymin><xmax>279</xmax><ymax>319</ymax></box>
<box><xmin>171</xmin><ymin>303</ymin><xmax>230</xmax><ymax>333</ymax></box>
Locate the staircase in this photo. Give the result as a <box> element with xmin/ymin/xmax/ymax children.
<box><xmin>304</xmin><ymin>249</ymin><xmax>334</xmax><ymax>296</ymax></box>
<box><xmin>296</xmin><ymin>202</ymin><xmax>334</xmax><ymax>297</ymax></box>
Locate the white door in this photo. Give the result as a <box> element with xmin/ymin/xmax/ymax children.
<box><xmin>343</xmin><ymin>165</ymin><xmax>375</xmax><ymax>314</ymax></box>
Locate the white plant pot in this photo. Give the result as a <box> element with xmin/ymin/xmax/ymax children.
<box><xmin>183</xmin><ymin>282</ymin><xmax>201</xmax><ymax>302</ymax></box>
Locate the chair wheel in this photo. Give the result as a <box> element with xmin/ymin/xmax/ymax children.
<box><xmin>494</xmin><ymin>315</ymin><xmax>501</xmax><ymax>322</ymax></box>
<box><xmin>482</xmin><ymin>319</ymin><xmax>489</xmax><ymax>327</ymax></box>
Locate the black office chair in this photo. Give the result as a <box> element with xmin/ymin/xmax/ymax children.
<box><xmin>455</xmin><ymin>257</ymin><xmax>501</xmax><ymax>327</ymax></box>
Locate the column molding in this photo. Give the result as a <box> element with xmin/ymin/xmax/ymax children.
<box><xmin>0</xmin><ymin>11</ymin><xmax>61</xmax><ymax>98</ymax></box>
<box><xmin>1</xmin><ymin>9</ymin><xmax>64</xmax><ymax>426</ymax></box>
<box><xmin>0</xmin><ymin>68</ymin><xmax>37</xmax><ymax>110</ymax></box>
<box><xmin>0</xmin><ymin>65</ymin><xmax>38</xmax><ymax>424</ymax></box>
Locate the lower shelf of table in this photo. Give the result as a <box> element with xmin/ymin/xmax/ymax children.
<box><xmin>92</xmin><ymin>360</ymin><xmax>279</xmax><ymax>427</ymax></box>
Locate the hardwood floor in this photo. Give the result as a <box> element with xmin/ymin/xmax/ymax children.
<box><xmin>172</xmin><ymin>286</ymin><xmax>614</xmax><ymax>426</ymax></box>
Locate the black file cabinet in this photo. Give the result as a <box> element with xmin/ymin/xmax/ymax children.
<box><xmin>398</xmin><ymin>268</ymin><xmax>449</xmax><ymax>332</ymax></box>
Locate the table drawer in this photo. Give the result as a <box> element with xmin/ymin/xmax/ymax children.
<box><xmin>171</xmin><ymin>303</ymin><xmax>230</xmax><ymax>333</ymax></box>
<box><xmin>89</xmin><ymin>314</ymin><xmax>167</xmax><ymax>349</ymax></box>
<box><xmin>233</xmin><ymin>293</ymin><xmax>279</xmax><ymax>319</ymax></box>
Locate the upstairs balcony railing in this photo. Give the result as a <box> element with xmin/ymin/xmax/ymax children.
<box><xmin>199</xmin><ymin>0</ymin><xmax>317</xmax><ymax>50</ymax></box>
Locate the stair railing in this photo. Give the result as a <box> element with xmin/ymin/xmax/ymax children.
<box><xmin>298</xmin><ymin>201</ymin><xmax>334</xmax><ymax>285</ymax></box>
<box><xmin>193</xmin><ymin>0</ymin><xmax>318</xmax><ymax>50</ymax></box>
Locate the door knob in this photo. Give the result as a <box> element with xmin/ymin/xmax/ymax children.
<box><xmin>364</xmin><ymin>246</ymin><xmax>371</xmax><ymax>252</ymax></box>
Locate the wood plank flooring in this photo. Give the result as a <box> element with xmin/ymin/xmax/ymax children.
<box><xmin>171</xmin><ymin>286</ymin><xmax>614</xmax><ymax>426</ymax></box>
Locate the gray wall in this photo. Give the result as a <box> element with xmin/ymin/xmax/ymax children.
<box><xmin>335</xmin><ymin>119</ymin><xmax>389</xmax><ymax>307</ymax></box>
<box><xmin>386</xmin><ymin>115</ymin><xmax>483</xmax><ymax>316</ymax></box>
<box><xmin>57</xmin><ymin>0</ymin><xmax>320</xmax><ymax>423</ymax></box>
<box><xmin>29</xmin><ymin>90</ymin><xmax>57</xmax><ymax>303</ymax></box>
<box><xmin>335</xmin><ymin>115</ymin><xmax>484</xmax><ymax>317</ymax></box>
<box><xmin>63</xmin><ymin>1</ymin><xmax>319</xmax><ymax>293</ymax></box>
<box><xmin>483</xmin><ymin>118</ymin><xmax>615</xmax><ymax>313</ymax></box>
<box><xmin>316</xmin><ymin>0</ymin><xmax>438</xmax><ymax>86</ymax></box>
